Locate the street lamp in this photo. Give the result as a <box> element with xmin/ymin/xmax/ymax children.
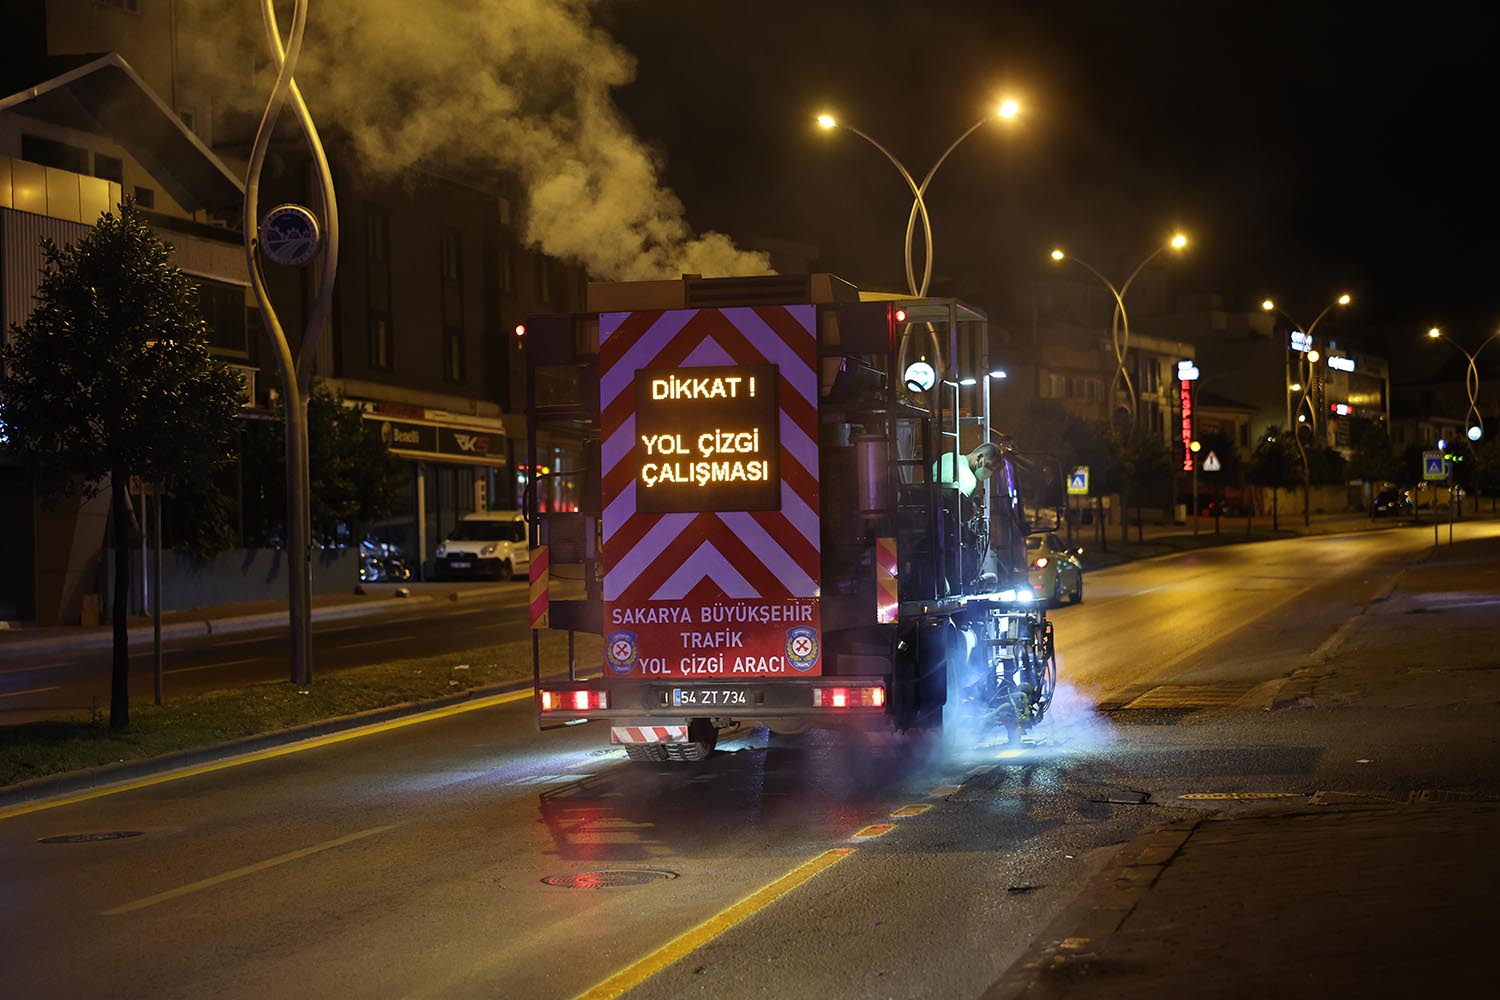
<box><xmin>1261</xmin><ymin>293</ymin><xmax>1352</xmax><ymax>432</ymax></box>
<box><xmin>1426</xmin><ymin>325</ymin><xmax>1500</xmax><ymax>442</ymax></box>
<box><xmin>244</xmin><ymin>0</ymin><xmax>340</xmax><ymax>686</ymax></box>
<box><xmin>817</xmin><ymin>98</ymin><xmax>1022</xmax><ymax>297</ymax></box>
<box><xmin>1048</xmin><ymin>234</ymin><xmax>1190</xmax><ymax>428</ymax></box>
<box><xmin>1261</xmin><ymin>292</ymin><xmax>1352</xmax><ymax>528</ymax></box>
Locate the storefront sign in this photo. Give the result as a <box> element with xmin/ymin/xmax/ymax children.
<box><xmin>367</xmin><ymin>416</ymin><xmax>507</xmax><ymax>466</ymax></box>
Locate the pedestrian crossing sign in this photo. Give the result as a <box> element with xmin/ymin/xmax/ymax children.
<box><xmin>1067</xmin><ymin>466</ymin><xmax>1090</xmax><ymax>495</ymax></box>
<box><xmin>1422</xmin><ymin>451</ymin><xmax>1446</xmax><ymax>481</ymax></box>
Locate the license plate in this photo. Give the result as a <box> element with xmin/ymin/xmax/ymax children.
<box><xmin>672</xmin><ymin>687</ymin><xmax>749</xmax><ymax>708</ymax></box>
<box><xmin>449</xmin><ymin>561</ymin><xmax>471</xmax><ymax>569</ymax></box>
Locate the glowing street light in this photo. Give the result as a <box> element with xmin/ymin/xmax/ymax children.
<box><xmin>1262</xmin><ymin>292</ymin><xmax>1352</xmax><ymax>432</ymax></box>
<box><xmin>1047</xmin><ymin>234</ymin><xmax>1190</xmax><ymax>427</ymax></box>
<box><xmin>817</xmin><ymin>97</ymin><xmax>1024</xmax><ymax>298</ymax></box>
<box><xmin>1424</xmin><ymin>324</ymin><xmax>1500</xmax><ymax>443</ymax></box>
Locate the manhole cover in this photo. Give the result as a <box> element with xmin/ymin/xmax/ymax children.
<box><xmin>37</xmin><ymin>831</ymin><xmax>144</xmax><ymax>844</ymax></box>
<box><xmin>541</xmin><ymin>869</ymin><xmax>678</xmax><ymax>889</ymax></box>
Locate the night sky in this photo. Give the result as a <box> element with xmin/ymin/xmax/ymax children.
<box><xmin>603</xmin><ymin>1</ymin><xmax>1500</xmax><ymax>351</ymax></box>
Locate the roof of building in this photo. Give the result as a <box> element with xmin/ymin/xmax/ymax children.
<box><xmin>0</xmin><ymin>53</ymin><xmax>243</xmax><ymax>213</ymax></box>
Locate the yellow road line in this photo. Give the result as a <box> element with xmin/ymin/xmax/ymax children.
<box><xmin>853</xmin><ymin>824</ymin><xmax>894</xmax><ymax>838</ymax></box>
<box><xmin>0</xmin><ymin>688</ymin><xmax>534</xmax><ymax>822</ymax></box>
<box><xmin>890</xmin><ymin>804</ymin><xmax>932</xmax><ymax>818</ymax></box>
<box><xmin>101</xmin><ymin>824</ymin><xmax>397</xmax><ymax>915</ymax></box>
<box><xmin>0</xmin><ymin>686</ymin><xmax>60</xmax><ymax>699</ymax></box>
<box><xmin>574</xmin><ymin>848</ymin><xmax>853</xmax><ymax>1000</ymax></box>
<box><xmin>928</xmin><ymin>785</ymin><xmax>962</xmax><ymax>798</ymax></box>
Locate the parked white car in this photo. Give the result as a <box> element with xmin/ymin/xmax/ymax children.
<box><xmin>434</xmin><ymin>511</ymin><xmax>529</xmax><ymax>581</ymax></box>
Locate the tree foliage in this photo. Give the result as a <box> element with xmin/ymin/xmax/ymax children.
<box><xmin>1247</xmin><ymin>427</ymin><xmax>1299</xmax><ymax>491</ymax></box>
<box><xmin>1347</xmin><ymin>423</ymin><xmax>1402</xmax><ymax>485</ymax></box>
<box><xmin>241</xmin><ymin>382</ymin><xmax>407</xmax><ymax>545</ymax></box>
<box><xmin>0</xmin><ymin>202</ymin><xmax>243</xmax><ymax>498</ymax></box>
<box><xmin>0</xmin><ymin>201</ymin><xmax>242</xmax><ymax>730</ymax></box>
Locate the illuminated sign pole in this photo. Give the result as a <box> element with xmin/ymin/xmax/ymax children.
<box><xmin>1177</xmin><ymin>359</ymin><xmax>1199</xmax><ymax>472</ymax></box>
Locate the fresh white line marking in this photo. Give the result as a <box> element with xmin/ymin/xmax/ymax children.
<box><xmin>344</xmin><ymin>636</ymin><xmax>415</xmax><ymax>648</ymax></box>
<box><xmin>165</xmin><ymin>658</ymin><xmax>260</xmax><ymax>675</ymax></box>
<box><xmin>0</xmin><ymin>661</ymin><xmax>70</xmax><ymax>676</ymax></box>
<box><xmin>0</xmin><ymin>686</ymin><xmax>60</xmax><ymax>699</ymax></box>
<box><xmin>101</xmin><ymin>824</ymin><xmax>398</xmax><ymax>915</ymax></box>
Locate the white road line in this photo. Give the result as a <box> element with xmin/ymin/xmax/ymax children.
<box><xmin>0</xmin><ymin>661</ymin><xmax>71</xmax><ymax>677</ymax></box>
<box><xmin>165</xmin><ymin>658</ymin><xmax>261</xmax><ymax>675</ymax></box>
<box><xmin>0</xmin><ymin>686</ymin><xmax>60</xmax><ymax>699</ymax></box>
<box><xmin>343</xmin><ymin>636</ymin><xmax>415</xmax><ymax>649</ymax></box>
<box><xmin>101</xmin><ymin>824</ymin><xmax>398</xmax><ymax>916</ymax></box>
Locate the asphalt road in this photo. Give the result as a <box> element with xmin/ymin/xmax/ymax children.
<box><xmin>0</xmin><ymin>583</ymin><xmax>532</xmax><ymax>724</ymax></box>
<box><xmin>5</xmin><ymin>521</ymin><xmax>1499</xmax><ymax>999</ymax></box>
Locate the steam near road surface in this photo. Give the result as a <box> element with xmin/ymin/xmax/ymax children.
<box><xmin>182</xmin><ymin>0</ymin><xmax>770</xmax><ymax>280</ymax></box>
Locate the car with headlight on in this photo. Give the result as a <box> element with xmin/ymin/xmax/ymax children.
<box><xmin>434</xmin><ymin>511</ymin><xmax>529</xmax><ymax>581</ymax></box>
<box><xmin>1026</xmin><ymin>531</ymin><xmax>1083</xmax><ymax>606</ymax></box>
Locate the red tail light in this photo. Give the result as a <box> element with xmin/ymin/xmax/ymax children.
<box><xmin>812</xmin><ymin>686</ymin><xmax>886</xmax><ymax>709</ymax></box>
<box><xmin>540</xmin><ymin>689</ymin><xmax>608</xmax><ymax>712</ymax></box>
<box><xmin>1033</xmin><ymin>557</ymin><xmax>1049</xmax><ymax>569</ymax></box>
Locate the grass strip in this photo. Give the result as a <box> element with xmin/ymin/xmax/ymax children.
<box><xmin>0</xmin><ymin>632</ymin><xmax>601</xmax><ymax>789</ymax></box>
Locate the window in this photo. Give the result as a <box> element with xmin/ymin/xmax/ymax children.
<box><xmin>194</xmin><ymin>279</ymin><xmax>249</xmax><ymax>354</ymax></box>
<box><xmin>93</xmin><ymin>153</ymin><xmax>124</xmax><ymax>185</ymax></box>
<box><xmin>133</xmin><ymin>186</ymin><xmax>155</xmax><ymax>209</ymax></box>
<box><xmin>500</xmin><ymin>246</ymin><xmax>516</xmax><ymax>295</ymax></box>
<box><xmin>369</xmin><ymin>310</ymin><xmax>392</xmax><ymax>369</ymax></box>
<box><xmin>440</xmin><ymin>229</ymin><xmax>462</xmax><ymax>281</ymax></box>
<box><xmin>443</xmin><ymin>325</ymin><xmax>465</xmax><ymax>383</ymax></box>
<box><xmin>536</xmin><ymin>256</ymin><xmax>553</xmax><ymax>304</ymax></box>
<box><xmin>366</xmin><ymin>209</ymin><xmax>388</xmax><ymax>263</ymax></box>
<box><xmin>21</xmin><ymin>134</ymin><xmax>88</xmax><ymax>173</ymax></box>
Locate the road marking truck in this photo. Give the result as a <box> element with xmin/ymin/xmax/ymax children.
<box><xmin>525</xmin><ymin>274</ymin><xmax>1056</xmax><ymax>760</ymax></box>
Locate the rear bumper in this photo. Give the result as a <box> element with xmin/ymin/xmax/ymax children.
<box><xmin>538</xmin><ymin>677</ymin><xmax>890</xmax><ymax>724</ymax></box>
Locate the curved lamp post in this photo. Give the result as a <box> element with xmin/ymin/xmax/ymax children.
<box><xmin>1259</xmin><ymin>294</ymin><xmax>1351</xmax><ymax>528</ymax></box>
<box><xmin>1048</xmin><ymin>235</ymin><xmax>1188</xmax><ymax>428</ymax></box>
<box><xmin>1426</xmin><ymin>326</ymin><xmax>1500</xmax><ymax>441</ymax></box>
<box><xmin>244</xmin><ymin>0</ymin><xmax>340</xmax><ymax>686</ymax></box>
<box><xmin>817</xmin><ymin>99</ymin><xmax>1020</xmax><ymax>298</ymax></box>
<box><xmin>1261</xmin><ymin>293</ymin><xmax>1351</xmax><ymax>434</ymax></box>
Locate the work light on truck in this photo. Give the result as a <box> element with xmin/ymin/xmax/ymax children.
<box><xmin>540</xmin><ymin>689</ymin><xmax>608</xmax><ymax>712</ymax></box>
<box><xmin>812</xmin><ymin>686</ymin><xmax>886</xmax><ymax>709</ymax></box>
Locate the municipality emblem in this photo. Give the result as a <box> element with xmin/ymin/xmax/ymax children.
<box><xmin>785</xmin><ymin>626</ymin><xmax>820</xmax><ymax>672</ymax></box>
<box><xmin>605</xmin><ymin>631</ymin><xmax>639</xmax><ymax>675</ymax></box>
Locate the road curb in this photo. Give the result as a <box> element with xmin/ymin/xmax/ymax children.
<box><xmin>0</xmin><ymin>677</ymin><xmax>536</xmax><ymax>812</ymax></box>
<box><xmin>983</xmin><ymin>819</ymin><xmax>1202</xmax><ymax>999</ymax></box>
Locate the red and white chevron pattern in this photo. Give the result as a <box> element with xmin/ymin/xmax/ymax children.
<box><xmin>611</xmin><ymin>726</ymin><xmax>689</xmax><ymax>745</ymax></box>
<box><xmin>600</xmin><ymin>306</ymin><xmax>821</xmax><ymax>607</ymax></box>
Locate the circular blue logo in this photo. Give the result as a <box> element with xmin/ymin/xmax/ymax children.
<box><xmin>605</xmin><ymin>631</ymin><xmax>638</xmax><ymax>676</ymax></box>
<box><xmin>785</xmin><ymin>627</ymin><xmax>819</xmax><ymax>672</ymax></box>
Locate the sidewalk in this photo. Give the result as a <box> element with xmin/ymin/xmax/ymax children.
<box><xmin>0</xmin><ymin>581</ymin><xmax>520</xmax><ymax>657</ymax></box>
<box><xmin>987</xmin><ymin>528</ymin><xmax>1500</xmax><ymax>998</ymax></box>
<box><xmin>988</xmin><ymin>802</ymin><xmax>1497</xmax><ymax>998</ymax></box>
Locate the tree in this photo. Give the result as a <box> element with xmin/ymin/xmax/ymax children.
<box><xmin>240</xmin><ymin>382</ymin><xmax>407</xmax><ymax>545</ymax></box>
<box><xmin>0</xmin><ymin>202</ymin><xmax>242</xmax><ymax>730</ymax></box>
<box><xmin>1247</xmin><ymin>427</ymin><xmax>1299</xmax><ymax>531</ymax></box>
<box><xmin>1115</xmin><ymin>432</ymin><xmax>1174</xmax><ymax>543</ymax></box>
<box><xmin>1347</xmin><ymin>424</ymin><xmax>1402</xmax><ymax>486</ymax></box>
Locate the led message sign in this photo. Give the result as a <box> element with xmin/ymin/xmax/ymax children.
<box><xmin>1327</xmin><ymin>355</ymin><xmax>1355</xmax><ymax>372</ymax></box>
<box><xmin>1290</xmin><ymin>331</ymin><xmax>1312</xmax><ymax>352</ymax></box>
<box><xmin>634</xmin><ymin>365</ymin><xmax>780</xmax><ymax>513</ymax></box>
<box><xmin>1179</xmin><ymin>359</ymin><xmax>1196</xmax><ymax>472</ymax></box>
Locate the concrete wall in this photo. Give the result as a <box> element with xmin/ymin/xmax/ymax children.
<box><xmin>105</xmin><ymin>547</ymin><xmax>358</xmax><ymax>616</ymax></box>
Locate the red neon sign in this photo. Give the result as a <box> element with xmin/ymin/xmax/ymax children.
<box><xmin>1180</xmin><ymin>380</ymin><xmax>1193</xmax><ymax>471</ymax></box>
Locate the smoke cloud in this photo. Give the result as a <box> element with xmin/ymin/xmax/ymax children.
<box><xmin>181</xmin><ymin>0</ymin><xmax>770</xmax><ymax>280</ymax></box>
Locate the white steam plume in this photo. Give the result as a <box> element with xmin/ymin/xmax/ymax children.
<box><xmin>181</xmin><ymin>0</ymin><xmax>770</xmax><ymax>280</ymax></box>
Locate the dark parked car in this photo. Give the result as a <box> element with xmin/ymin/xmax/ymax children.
<box><xmin>1371</xmin><ymin>488</ymin><xmax>1412</xmax><ymax>517</ymax></box>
